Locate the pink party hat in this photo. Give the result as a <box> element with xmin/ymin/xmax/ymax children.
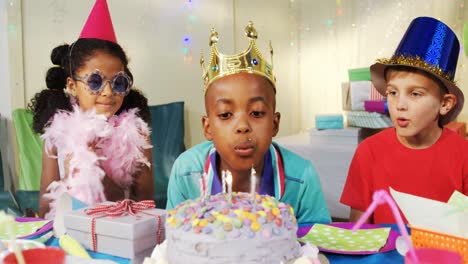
<box><xmin>79</xmin><ymin>0</ymin><xmax>117</xmax><ymax>43</ymax></box>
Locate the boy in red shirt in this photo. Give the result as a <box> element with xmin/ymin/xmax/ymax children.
<box><xmin>341</xmin><ymin>17</ymin><xmax>468</xmax><ymax>224</ymax></box>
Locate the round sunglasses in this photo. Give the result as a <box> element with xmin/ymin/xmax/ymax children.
<box><xmin>73</xmin><ymin>69</ymin><xmax>132</xmax><ymax>96</ymax></box>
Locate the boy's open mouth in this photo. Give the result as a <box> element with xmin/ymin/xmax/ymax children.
<box><xmin>396</xmin><ymin>117</ymin><xmax>409</xmax><ymax>128</ymax></box>
<box><xmin>234</xmin><ymin>142</ymin><xmax>255</xmax><ymax>157</ymax></box>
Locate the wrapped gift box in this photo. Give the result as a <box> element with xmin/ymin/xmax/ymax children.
<box><xmin>346</xmin><ymin>111</ymin><xmax>393</xmax><ymax>129</ymax></box>
<box><xmin>64</xmin><ymin>204</ymin><xmax>165</xmax><ymax>259</ymax></box>
<box><xmin>348</xmin><ymin>67</ymin><xmax>371</xmax><ymax>81</ymax></box>
<box><xmin>342</xmin><ymin>82</ymin><xmax>351</xmax><ymax>111</ymax></box>
<box><xmin>364</xmin><ymin>100</ymin><xmax>388</xmax><ymax>113</ymax></box>
<box><xmin>444</xmin><ymin>122</ymin><xmax>466</xmax><ymax>138</ymax></box>
<box><xmin>349</xmin><ymin>81</ymin><xmax>370</xmax><ymax>111</ymax></box>
<box><xmin>349</xmin><ymin>81</ymin><xmax>384</xmax><ymax>111</ymax></box>
<box><xmin>315</xmin><ymin>114</ymin><xmax>344</xmax><ymax>130</ymax></box>
<box><xmin>369</xmin><ymin>81</ymin><xmax>383</xmax><ymax>101</ymax></box>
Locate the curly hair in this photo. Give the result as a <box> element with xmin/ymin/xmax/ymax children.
<box><xmin>28</xmin><ymin>38</ymin><xmax>150</xmax><ymax>134</ymax></box>
<box><xmin>118</xmin><ymin>88</ymin><xmax>150</xmax><ymax>124</ymax></box>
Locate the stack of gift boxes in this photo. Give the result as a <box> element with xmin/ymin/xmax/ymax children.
<box><xmin>342</xmin><ymin>67</ymin><xmax>393</xmax><ymax>129</ymax></box>
<box><xmin>311</xmin><ymin>67</ymin><xmax>391</xmax><ymax>147</ymax></box>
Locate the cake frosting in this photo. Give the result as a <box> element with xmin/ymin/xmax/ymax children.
<box><xmin>164</xmin><ymin>192</ymin><xmax>302</xmax><ymax>264</ymax></box>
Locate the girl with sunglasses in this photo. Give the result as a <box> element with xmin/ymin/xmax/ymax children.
<box><xmin>28</xmin><ymin>0</ymin><xmax>154</xmax><ymax>218</ymax></box>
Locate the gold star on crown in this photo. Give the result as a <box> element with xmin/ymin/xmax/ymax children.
<box><xmin>200</xmin><ymin>21</ymin><xmax>275</xmax><ymax>93</ymax></box>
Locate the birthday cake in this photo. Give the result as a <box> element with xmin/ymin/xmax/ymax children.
<box><xmin>163</xmin><ymin>192</ymin><xmax>301</xmax><ymax>264</ymax></box>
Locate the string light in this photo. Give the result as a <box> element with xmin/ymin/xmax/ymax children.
<box><xmin>289</xmin><ymin>0</ymin><xmax>299</xmax><ymax>53</ymax></box>
<box><xmin>287</xmin><ymin>0</ymin><xmax>468</xmax><ymax>130</ymax></box>
<box><xmin>182</xmin><ymin>0</ymin><xmax>195</xmax><ymax>63</ymax></box>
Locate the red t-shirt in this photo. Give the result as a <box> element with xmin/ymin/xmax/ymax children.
<box><xmin>340</xmin><ymin>128</ymin><xmax>468</xmax><ymax>224</ymax></box>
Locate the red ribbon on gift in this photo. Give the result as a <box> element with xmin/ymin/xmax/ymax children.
<box><xmin>85</xmin><ymin>199</ymin><xmax>155</xmax><ymax>217</ymax></box>
<box><xmin>84</xmin><ymin>199</ymin><xmax>163</xmax><ymax>252</ymax></box>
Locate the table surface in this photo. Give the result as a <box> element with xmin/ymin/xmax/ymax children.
<box><xmin>43</xmin><ymin>224</ymin><xmax>404</xmax><ymax>264</ymax></box>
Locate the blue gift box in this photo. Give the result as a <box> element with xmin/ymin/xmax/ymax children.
<box><xmin>315</xmin><ymin>114</ymin><xmax>344</xmax><ymax>130</ymax></box>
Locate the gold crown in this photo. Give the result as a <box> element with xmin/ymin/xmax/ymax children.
<box><xmin>200</xmin><ymin>21</ymin><xmax>275</xmax><ymax>92</ymax></box>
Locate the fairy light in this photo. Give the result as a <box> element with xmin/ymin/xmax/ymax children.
<box><xmin>182</xmin><ymin>0</ymin><xmax>195</xmax><ymax>62</ymax></box>
<box><xmin>288</xmin><ymin>0</ymin><xmax>298</xmax><ymax>52</ymax></box>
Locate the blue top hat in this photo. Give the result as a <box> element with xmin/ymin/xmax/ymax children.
<box><xmin>370</xmin><ymin>17</ymin><xmax>463</xmax><ymax>125</ymax></box>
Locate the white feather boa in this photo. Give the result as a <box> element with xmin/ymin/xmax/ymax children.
<box><xmin>42</xmin><ymin>105</ymin><xmax>152</xmax><ymax>219</ymax></box>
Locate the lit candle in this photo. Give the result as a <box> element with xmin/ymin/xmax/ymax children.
<box><xmin>203</xmin><ymin>173</ymin><xmax>210</xmax><ymax>199</ymax></box>
<box><xmin>221</xmin><ymin>170</ymin><xmax>226</xmax><ymax>193</ymax></box>
<box><xmin>226</xmin><ymin>171</ymin><xmax>233</xmax><ymax>205</ymax></box>
<box><xmin>200</xmin><ymin>173</ymin><xmax>207</xmax><ymax>201</ymax></box>
<box><xmin>250</xmin><ymin>166</ymin><xmax>257</xmax><ymax>199</ymax></box>
<box><xmin>250</xmin><ymin>166</ymin><xmax>257</xmax><ymax>196</ymax></box>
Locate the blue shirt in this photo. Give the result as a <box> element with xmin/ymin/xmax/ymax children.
<box><xmin>210</xmin><ymin>149</ymin><xmax>275</xmax><ymax>196</ymax></box>
<box><xmin>166</xmin><ymin>141</ymin><xmax>331</xmax><ymax>225</ymax></box>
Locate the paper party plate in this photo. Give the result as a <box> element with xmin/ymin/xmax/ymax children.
<box><xmin>297</xmin><ymin>223</ymin><xmax>398</xmax><ymax>255</ymax></box>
